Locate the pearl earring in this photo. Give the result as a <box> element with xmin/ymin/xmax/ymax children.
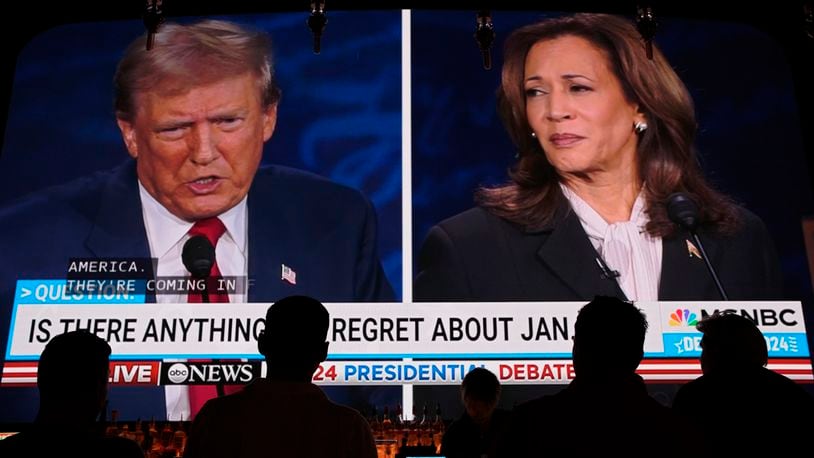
<box><xmin>531</xmin><ymin>132</ymin><xmax>537</xmax><ymax>138</ymax></box>
<box><xmin>634</xmin><ymin>121</ymin><xmax>648</xmax><ymax>134</ymax></box>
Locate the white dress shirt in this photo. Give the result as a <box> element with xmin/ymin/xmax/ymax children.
<box><xmin>560</xmin><ymin>183</ymin><xmax>662</xmax><ymax>302</ymax></box>
<box><xmin>138</xmin><ymin>182</ymin><xmax>249</xmax><ymax>420</ymax></box>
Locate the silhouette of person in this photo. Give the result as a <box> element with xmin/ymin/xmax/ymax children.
<box><xmin>672</xmin><ymin>312</ymin><xmax>814</xmax><ymax>457</ymax></box>
<box><xmin>504</xmin><ymin>296</ymin><xmax>688</xmax><ymax>458</ymax></box>
<box><xmin>0</xmin><ymin>330</ymin><xmax>144</xmax><ymax>458</ymax></box>
<box><xmin>184</xmin><ymin>295</ymin><xmax>377</xmax><ymax>458</ymax></box>
<box><xmin>441</xmin><ymin>367</ymin><xmax>509</xmax><ymax>458</ymax></box>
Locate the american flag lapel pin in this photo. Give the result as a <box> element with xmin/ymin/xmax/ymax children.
<box><xmin>686</xmin><ymin>239</ymin><xmax>702</xmax><ymax>259</ymax></box>
<box><xmin>281</xmin><ymin>264</ymin><xmax>297</xmax><ymax>285</ymax></box>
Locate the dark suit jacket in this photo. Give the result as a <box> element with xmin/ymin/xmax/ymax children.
<box><xmin>415</xmin><ymin>206</ymin><xmax>782</xmax><ymax>301</ymax></box>
<box><xmin>0</xmin><ymin>160</ymin><xmax>394</xmax><ymax>420</ymax></box>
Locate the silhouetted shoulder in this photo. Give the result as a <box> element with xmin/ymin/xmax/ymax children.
<box><xmin>676</xmin><ymin>367</ymin><xmax>813</xmax><ymax>410</ymax></box>
<box><xmin>504</xmin><ymin>395</ymin><xmax>561</xmax><ymax>457</ymax></box>
<box><xmin>97</xmin><ymin>436</ymin><xmax>145</xmax><ymax>458</ymax></box>
<box><xmin>0</xmin><ymin>429</ymin><xmax>144</xmax><ymax>458</ymax></box>
<box><xmin>513</xmin><ymin>394</ymin><xmax>555</xmax><ymax>418</ymax></box>
<box><xmin>187</xmin><ymin>380</ymin><xmax>376</xmax><ymax>458</ymax></box>
<box><xmin>674</xmin><ymin>367</ymin><xmax>813</xmax><ymax>456</ymax></box>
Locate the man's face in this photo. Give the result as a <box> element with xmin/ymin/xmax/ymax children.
<box><xmin>117</xmin><ymin>72</ymin><xmax>277</xmax><ymax>221</ymax></box>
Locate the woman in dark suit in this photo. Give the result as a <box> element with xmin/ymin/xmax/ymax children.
<box><xmin>415</xmin><ymin>13</ymin><xmax>782</xmax><ymax>302</ymax></box>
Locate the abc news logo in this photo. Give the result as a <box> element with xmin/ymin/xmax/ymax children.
<box><xmin>161</xmin><ymin>361</ymin><xmax>262</xmax><ymax>385</ymax></box>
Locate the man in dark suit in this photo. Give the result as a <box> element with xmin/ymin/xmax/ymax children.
<box><xmin>0</xmin><ymin>19</ymin><xmax>393</xmax><ymax>422</ymax></box>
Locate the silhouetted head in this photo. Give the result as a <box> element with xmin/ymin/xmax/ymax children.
<box><xmin>572</xmin><ymin>296</ymin><xmax>648</xmax><ymax>378</ymax></box>
<box><xmin>258</xmin><ymin>295</ymin><xmax>329</xmax><ymax>382</ymax></box>
<box><xmin>698</xmin><ymin>312</ymin><xmax>768</xmax><ymax>375</ymax></box>
<box><xmin>37</xmin><ymin>330</ymin><xmax>111</xmax><ymax>423</ymax></box>
<box><xmin>460</xmin><ymin>367</ymin><xmax>501</xmax><ymax>425</ymax></box>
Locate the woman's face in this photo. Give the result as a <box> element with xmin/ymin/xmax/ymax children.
<box><xmin>524</xmin><ymin>35</ymin><xmax>643</xmax><ymax>180</ymax></box>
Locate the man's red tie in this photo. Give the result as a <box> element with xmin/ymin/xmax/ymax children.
<box><xmin>186</xmin><ymin>217</ymin><xmax>230</xmax><ymax>304</ymax></box>
<box><xmin>186</xmin><ymin>217</ymin><xmax>229</xmax><ymax>418</ymax></box>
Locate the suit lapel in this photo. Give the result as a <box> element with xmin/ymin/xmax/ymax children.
<box><xmin>85</xmin><ymin>161</ymin><xmax>151</xmax><ymax>260</ymax></box>
<box><xmin>84</xmin><ymin>161</ymin><xmax>155</xmax><ymax>303</ymax></box>
<box><xmin>535</xmin><ymin>211</ymin><xmax>627</xmax><ymax>300</ymax></box>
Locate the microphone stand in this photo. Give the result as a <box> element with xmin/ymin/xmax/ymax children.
<box><xmin>691</xmin><ymin>232</ymin><xmax>729</xmax><ymax>301</ymax></box>
<box><xmin>667</xmin><ymin>192</ymin><xmax>729</xmax><ymax>301</ymax></box>
<box><xmin>200</xmin><ymin>278</ymin><xmax>225</xmax><ymax>398</ymax></box>
<box><xmin>183</xmin><ymin>235</ymin><xmax>224</xmax><ymax>397</ymax></box>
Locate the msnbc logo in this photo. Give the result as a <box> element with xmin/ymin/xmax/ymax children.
<box><xmin>668</xmin><ymin>308</ymin><xmax>698</xmax><ymax>327</ymax></box>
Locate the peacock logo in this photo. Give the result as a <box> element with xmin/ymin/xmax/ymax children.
<box><xmin>668</xmin><ymin>308</ymin><xmax>698</xmax><ymax>327</ymax></box>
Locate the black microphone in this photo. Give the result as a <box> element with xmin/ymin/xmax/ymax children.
<box><xmin>308</xmin><ymin>1</ymin><xmax>327</xmax><ymax>54</ymax></box>
<box><xmin>595</xmin><ymin>256</ymin><xmax>620</xmax><ymax>280</ymax></box>
<box><xmin>143</xmin><ymin>0</ymin><xmax>165</xmax><ymax>51</ymax></box>
<box><xmin>666</xmin><ymin>193</ymin><xmax>699</xmax><ymax>231</ymax></box>
<box><xmin>475</xmin><ymin>10</ymin><xmax>496</xmax><ymax>70</ymax></box>
<box><xmin>181</xmin><ymin>234</ymin><xmax>225</xmax><ymax>397</ymax></box>
<box><xmin>667</xmin><ymin>193</ymin><xmax>729</xmax><ymax>300</ymax></box>
<box><xmin>182</xmin><ymin>235</ymin><xmax>214</xmax><ymax>302</ymax></box>
<box><xmin>182</xmin><ymin>236</ymin><xmax>214</xmax><ymax>277</ymax></box>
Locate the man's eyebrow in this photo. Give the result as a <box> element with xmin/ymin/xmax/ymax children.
<box><xmin>154</xmin><ymin>120</ymin><xmax>193</xmax><ymax>130</ymax></box>
<box><xmin>208</xmin><ymin>109</ymin><xmax>249</xmax><ymax>121</ymax></box>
